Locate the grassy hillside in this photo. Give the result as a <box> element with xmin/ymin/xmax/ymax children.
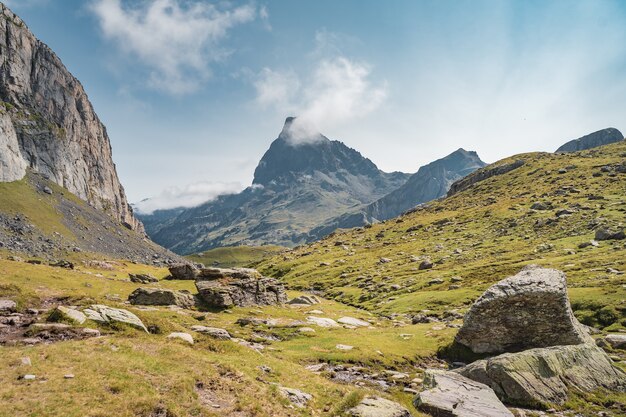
<box><xmin>0</xmin><ymin>172</ymin><xmax>179</xmax><ymax>265</ymax></box>
<box><xmin>186</xmin><ymin>245</ymin><xmax>285</xmax><ymax>268</ymax></box>
<box><xmin>259</xmin><ymin>142</ymin><xmax>626</xmax><ymax>330</ymax></box>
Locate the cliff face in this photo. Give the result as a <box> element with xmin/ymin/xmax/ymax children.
<box><xmin>0</xmin><ymin>4</ymin><xmax>141</xmax><ymax>231</ymax></box>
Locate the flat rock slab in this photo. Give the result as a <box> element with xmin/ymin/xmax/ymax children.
<box><xmin>83</xmin><ymin>305</ymin><xmax>147</xmax><ymax>332</ymax></box>
<box><xmin>0</xmin><ymin>299</ymin><xmax>17</xmax><ymax>312</ymax></box>
<box><xmin>338</xmin><ymin>317</ymin><xmax>371</xmax><ymax>327</ymax></box>
<box><xmin>458</xmin><ymin>343</ymin><xmax>626</xmax><ymax>407</ymax></box>
<box><xmin>190</xmin><ymin>326</ymin><xmax>231</xmax><ymax>340</ymax></box>
<box><xmin>604</xmin><ymin>334</ymin><xmax>626</xmax><ymax>349</ymax></box>
<box><xmin>288</xmin><ymin>295</ymin><xmax>321</xmax><ymax>305</ymax></box>
<box><xmin>307</xmin><ymin>316</ymin><xmax>340</xmax><ymax>328</ymax></box>
<box><xmin>278</xmin><ymin>387</ymin><xmax>312</xmax><ymax>408</ymax></box>
<box><xmin>128</xmin><ymin>287</ymin><xmax>195</xmax><ymax>308</ymax></box>
<box><xmin>167</xmin><ymin>332</ymin><xmax>194</xmax><ymax>344</ymax></box>
<box><xmin>48</xmin><ymin>306</ymin><xmax>86</xmax><ymax>324</ymax></box>
<box><xmin>455</xmin><ymin>266</ymin><xmax>592</xmax><ymax>354</ymax></box>
<box><xmin>415</xmin><ymin>370</ymin><xmax>513</xmax><ymax>417</ymax></box>
<box><xmin>348</xmin><ymin>396</ymin><xmax>410</xmax><ymax>417</ymax></box>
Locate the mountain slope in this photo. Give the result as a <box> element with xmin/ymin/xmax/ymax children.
<box><xmin>0</xmin><ymin>3</ymin><xmax>140</xmax><ymax>231</ymax></box>
<box><xmin>556</xmin><ymin>127</ymin><xmax>624</xmax><ymax>153</ymax></box>
<box><xmin>259</xmin><ymin>139</ymin><xmax>626</xmax><ymax>328</ymax></box>
<box><xmin>140</xmin><ymin>118</ymin><xmax>410</xmax><ymax>253</ymax></box>
<box><xmin>308</xmin><ymin>148</ymin><xmax>486</xmax><ymax>240</ymax></box>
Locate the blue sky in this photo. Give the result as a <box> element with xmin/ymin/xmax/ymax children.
<box><xmin>7</xmin><ymin>0</ymin><xmax>626</xmax><ymax>212</ymax></box>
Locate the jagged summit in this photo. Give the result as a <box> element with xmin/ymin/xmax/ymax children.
<box><xmin>252</xmin><ymin>118</ymin><xmax>390</xmax><ymax>187</ymax></box>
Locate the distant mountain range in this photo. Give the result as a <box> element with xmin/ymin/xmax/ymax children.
<box><xmin>138</xmin><ymin>118</ymin><xmax>486</xmax><ymax>253</ymax></box>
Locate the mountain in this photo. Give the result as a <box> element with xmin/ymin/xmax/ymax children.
<box><xmin>307</xmin><ymin>148</ymin><xmax>486</xmax><ymax>239</ymax></box>
<box><xmin>555</xmin><ymin>127</ymin><xmax>623</xmax><ymax>153</ymax></box>
<box><xmin>139</xmin><ymin>118</ymin><xmax>410</xmax><ymax>253</ymax></box>
<box><xmin>0</xmin><ymin>4</ymin><xmax>140</xmax><ymax>231</ymax></box>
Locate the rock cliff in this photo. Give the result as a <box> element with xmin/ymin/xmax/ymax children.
<box><xmin>0</xmin><ymin>3</ymin><xmax>141</xmax><ymax>231</ymax></box>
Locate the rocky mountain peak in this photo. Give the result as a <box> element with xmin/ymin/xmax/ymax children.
<box><xmin>0</xmin><ymin>3</ymin><xmax>141</xmax><ymax>231</ymax></box>
<box><xmin>252</xmin><ymin>117</ymin><xmax>383</xmax><ymax>186</ymax></box>
<box><xmin>556</xmin><ymin>127</ymin><xmax>623</xmax><ymax>153</ymax></box>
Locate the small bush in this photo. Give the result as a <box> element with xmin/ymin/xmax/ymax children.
<box><xmin>596</xmin><ymin>306</ymin><xmax>620</xmax><ymax>327</ymax></box>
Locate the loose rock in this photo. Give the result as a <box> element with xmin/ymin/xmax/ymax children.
<box><xmin>128</xmin><ymin>287</ymin><xmax>195</xmax><ymax>309</ymax></box>
<box><xmin>347</xmin><ymin>396</ymin><xmax>411</xmax><ymax>417</ymax></box>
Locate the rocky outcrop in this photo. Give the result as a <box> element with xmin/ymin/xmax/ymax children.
<box><xmin>414</xmin><ymin>370</ymin><xmax>513</xmax><ymax>417</ymax></box>
<box><xmin>195</xmin><ymin>267</ymin><xmax>287</xmax><ymax>308</ymax></box>
<box><xmin>348</xmin><ymin>396</ymin><xmax>411</xmax><ymax>417</ymax></box>
<box><xmin>0</xmin><ymin>4</ymin><xmax>141</xmax><ymax>231</ymax></box>
<box><xmin>129</xmin><ymin>274</ymin><xmax>159</xmax><ymax>284</ymax></box>
<box><xmin>455</xmin><ymin>266</ymin><xmax>592</xmax><ymax>354</ymax></box>
<box><xmin>556</xmin><ymin>128</ymin><xmax>624</xmax><ymax>153</ymax></box>
<box><xmin>447</xmin><ymin>159</ymin><xmax>525</xmax><ymax>197</ymax></box>
<box><xmin>458</xmin><ymin>343</ymin><xmax>626</xmax><ymax>407</ymax></box>
<box><xmin>128</xmin><ymin>287</ymin><xmax>195</xmax><ymax>308</ymax></box>
<box><xmin>287</xmin><ymin>295</ymin><xmax>320</xmax><ymax>305</ymax></box>
<box><xmin>190</xmin><ymin>325</ymin><xmax>231</xmax><ymax>340</ymax></box>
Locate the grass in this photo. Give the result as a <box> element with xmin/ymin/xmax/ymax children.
<box><xmin>186</xmin><ymin>245</ymin><xmax>285</xmax><ymax>268</ymax></box>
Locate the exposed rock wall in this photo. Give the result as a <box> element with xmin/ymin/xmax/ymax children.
<box><xmin>0</xmin><ymin>4</ymin><xmax>141</xmax><ymax>231</ymax></box>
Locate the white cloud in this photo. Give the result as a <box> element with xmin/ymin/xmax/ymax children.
<box><xmin>134</xmin><ymin>180</ymin><xmax>244</xmax><ymax>214</ymax></box>
<box><xmin>90</xmin><ymin>0</ymin><xmax>257</xmax><ymax>95</ymax></box>
<box><xmin>254</xmin><ymin>50</ymin><xmax>387</xmax><ymax>142</ymax></box>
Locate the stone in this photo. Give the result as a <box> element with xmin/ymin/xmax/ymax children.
<box><xmin>48</xmin><ymin>306</ymin><xmax>87</xmax><ymax>325</ymax></box>
<box><xmin>287</xmin><ymin>295</ymin><xmax>321</xmax><ymax>305</ymax></box>
<box><xmin>347</xmin><ymin>396</ymin><xmax>411</xmax><ymax>417</ymax></box>
<box><xmin>168</xmin><ymin>264</ymin><xmax>198</xmax><ymax>280</ymax></box>
<box><xmin>595</xmin><ymin>227</ymin><xmax>625</xmax><ymax>241</ymax></box>
<box><xmin>195</xmin><ymin>268</ymin><xmax>287</xmax><ymax>308</ymax></box>
<box><xmin>278</xmin><ymin>387</ymin><xmax>312</xmax><ymax>408</ymax></box>
<box><xmin>128</xmin><ymin>287</ymin><xmax>194</xmax><ymax>309</ymax></box>
<box><xmin>83</xmin><ymin>305</ymin><xmax>148</xmax><ymax>332</ymax></box>
<box><xmin>428</xmin><ymin>278</ymin><xmax>444</xmax><ymax>285</ymax></box>
<box><xmin>457</xmin><ymin>343</ymin><xmax>626</xmax><ymax>407</ymax></box>
<box><xmin>167</xmin><ymin>332</ymin><xmax>194</xmax><ymax>344</ymax></box>
<box><xmin>603</xmin><ymin>334</ymin><xmax>626</xmax><ymax>349</ymax></box>
<box><xmin>0</xmin><ymin>299</ymin><xmax>17</xmax><ymax>313</ymax></box>
<box><xmin>64</xmin><ymin>374</ymin><xmax>74</xmax><ymax>379</ymax></box>
<box><xmin>298</xmin><ymin>327</ymin><xmax>316</xmax><ymax>333</ymax></box>
<box><xmin>190</xmin><ymin>326</ymin><xmax>231</xmax><ymax>340</ymax></box>
<box><xmin>455</xmin><ymin>266</ymin><xmax>592</xmax><ymax>354</ymax></box>
<box><xmin>306</xmin><ymin>316</ymin><xmax>340</xmax><ymax>328</ymax></box>
<box><xmin>415</xmin><ymin>370</ymin><xmax>513</xmax><ymax>417</ymax></box>
<box><xmin>338</xmin><ymin>317</ymin><xmax>371</xmax><ymax>327</ymax></box>
<box><xmin>530</xmin><ymin>202</ymin><xmax>550</xmax><ymax>210</ymax></box>
<box><xmin>22</xmin><ymin>375</ymin><xmax>36</xmax><ymax>381</ymax></box>
<box><xmin>129</xmin><ymin>274</ymin><xmax>159</xmax><ymax>284</ymax></box>
<box><xmin>336</xmin><ymin>344</ymin><xmax>354</xmax><ymax>351</ymax></box>
<box><xmin>419</xmin><ymin>260</ymin><xmax>433</xmax><ymax>270</ymax></box>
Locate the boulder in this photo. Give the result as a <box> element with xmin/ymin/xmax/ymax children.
<box><xmin>195</xmin><ymin>268</ymin><xmax>287</xmax><ymax>308</ymax></box>
<box><xmin>167</xmin><ymin>332</ymin><xmax>194</xmax><ymax>344</ymax></box>
<box><xmin>595</xmin><ymin>227</ymin><xmax>625</xmax><ymax>241</ymax></box>
<box><xmin>338</xmin><ymin>317</ymin><xmax>371</xmax><ymax>327</ymax></box>
<box><xmin>83</xmin><ymin>305</ymin><xmax>148</xmax><ymax>332</ymax></box>
<box><xmin>414</xmin><ymin>370</ymin><xmax>513</xmax><ymax>417</ymax></box>
<box><xmin>48</xmin><ymin>306</ymin><xmax>87</xmax><ymax>324</ymax></box>
<box><xmin>168</xmin><ymin>263</ymin><xmax>198</xmax><ymax>280</ymax></box>
<box><xmin>190</xmin><ymin>325</ymin><xmax>231</xmax><ymax>340</ymax></box>
<box><xmin>306</xmin><ymin>316</ymin><xmax>340</xmax><ymax>328</ymax></box>
<box><xmin>455</xmin><ymin>266</ymin><xmax>592</xmax><ymax>354</ymax></box>
<box><xmin>128</xmin><ymin>287</ymin><xmax>195</xmax><ymax>308</ymax></box>
<box><xmin>457</xmin><ymin>343</ymin><xmax>626</xmax><ymax>407</ymax></box>
<box><xmin>129</xmin><ymin>273</ymin><xmax>158</xmax><ymax>284</ymax></box>
<box><xmin>0</xmin><ymin>299</ymin><xmax>17</xmax><ymax>313</ymax></box>
<box><xmin>347</xmin><ymin>396</ymin><xmax>411</xmax><ymax>417</ymax></box>
<box><xmin>278</xmin><ymin>386</ymin><xmax>312</xmax><ymax>408</ymax></box>
<box><xmin>603</xmin><ymin>334</ymin><xmax>626</xmax><ymax>349</ymax></box>
<box><xmin>287</xmin><ymin>295</ymin><xmax>321</xmax><ymax>305</ymax></box>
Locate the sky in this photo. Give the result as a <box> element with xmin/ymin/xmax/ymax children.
<box><xmin>7</xmin><ymin>0</ymin><xmax>626</xmax><ymax>213</ymax></box>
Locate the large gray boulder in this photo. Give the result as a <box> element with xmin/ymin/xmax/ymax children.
<box><xmin>556</xmin><ymin>127</ymin><xmax>623</xmax><ymax>153</ymax></box>
<box><xmin>83</xmin><ymin>305</ymin><xmax>147</xmax><ymax>332</ymax></box>
<box><xmin>457</xmin><ymin>343</ymin><xmax>626</xmax><ymax>407</ymax></box>
<box><xmin>455</xmin><ymin>266</ymin><xmax>592</xmax><ymax>354</ymax></box>
<box><xmin>128</xmin><ymin>287</ymin><xmax>195</xmax><ymax>309</ymax></box>
<box><xmin>414</xmin><ymin>370</ymin><xmax>513</xmax><ymax>417</ymax></box>
<box><xmin>348</xmin><ymin>396</ymin><xmax>411</xmax><ymax>417</ymax></box>
<box><xmin>195</xmin><ymin>267</ymin><xmax>287</xmax><ymax>308</ymax></box>
<box><xmin>168</xmin><ymin>264</ymin><xmax>198</xmax><ymax>280</ymax></box>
